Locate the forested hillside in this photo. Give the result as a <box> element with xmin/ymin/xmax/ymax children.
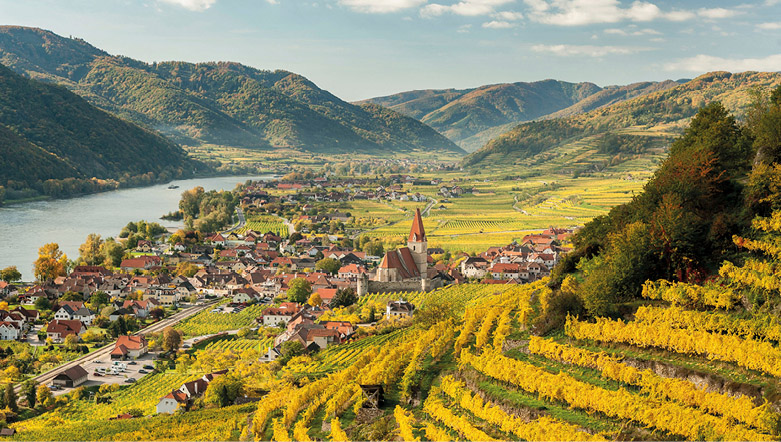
<box><xmin>361</xmin><ymin>79</ymin><xmax>680</xmax><ymax>151</ymax></box>
<box><xmin>0</xmin><ymin>26</ymin><xmax>463</xmax><ymax>155</ymax></box>
<box><xmin>0</xmin><ymin>63</ymin><xmax>205</xmax><ymax>203</ymax></box>
<box><xmin>464</xmin><ymin>71</ymin><xmax>781</xmax><ymax>167</ymax></box>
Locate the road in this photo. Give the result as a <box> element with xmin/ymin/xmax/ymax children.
<box><xmin>222</xmin><ymin>207</ymin><xmax>246</xmax><ymax>234</ymax></box>
<box><xmin>18</xmin><ymin>301</ymin><xmax>215</xmax><ymax>394</ymax></box>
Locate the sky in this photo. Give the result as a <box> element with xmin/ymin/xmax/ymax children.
<box><xmin>0</xmin><ymin>0</ymin><xmax>780</xmax><ymax>101</ymax></box>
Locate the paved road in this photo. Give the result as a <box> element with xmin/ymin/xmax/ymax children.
<box><xmin>222</xmin><ymin>207</ymin><xmax>246</xmax><ymax>234</ymax></box>
<box><xmin>18</xmin><ymin>301</ymin><xmax>216</xmax><ymax>393</ymax></box>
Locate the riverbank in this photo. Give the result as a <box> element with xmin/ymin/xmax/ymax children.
<box><xmin>0</xmin><ymin>175</ymin><xmax>275</xmax><ymax>280</ymax></box>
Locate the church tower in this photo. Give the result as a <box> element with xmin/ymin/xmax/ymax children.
<box><xmin>408</xmin><ymin>208</ymin><xmax>428</xmax><ymax>278</ymax></box>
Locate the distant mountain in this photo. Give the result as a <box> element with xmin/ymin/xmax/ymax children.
<box><xmin>360</xmin><ymin>79</ymin><xmax>680</xmax><ymax>152</ymax></box>
<box><xmin>0</xmin><ymin>26</ymin><xmax>463</xmax><ymax>155</ymax></box>
<box><xmin>463</xmin><ymin>71</ymin><xmax>781</xmax><ymax>167</ymax></box>
<box><xmin>0</xmin><ymin>63</ymin><xmax>204</xmax><ymax>198</ymax></box>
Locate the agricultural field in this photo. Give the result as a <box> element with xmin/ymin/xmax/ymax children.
<box><xmin>233</xmin><ymin>216</ymin><xmax>288</xmax><ymax>237</ymax></box>
<box><xmin>174</xmin><ymin>304</ymin><xmax>266</xmax><ymax>337</ymax></box>
<box><xmin>15</xmin><ymin>273</ymin><xmax>781</xmax><ymax>441</ymax></box>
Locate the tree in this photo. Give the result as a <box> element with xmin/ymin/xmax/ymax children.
<box><xmin>5</xmin><ymin>382</ymin><xmax>18</xmax><ymax>412</ymax></box>
<box><xmin>286</xmin><ymin>278</ymin><xmax>312</xmax><ymax>304</ymax></box>
<box><xmin>34</xmin><ymin>296</ymin><xmax>51</xmax><ymax>311</ymax></box>
<box><xmin>278</xmin><ymin>340</ymin><xmax>305</xmax><ymax>366</ymax></box>
<box><xmin>33</xmin><ymin>243</ymin><xmax>68</xmax><ymax>282</ymax></box>
<box><xmin>315</xmin><ymin>257</ymin><xmax>341</xmax><ymax>275</ymax></box>
<box><xmin>288</xmin><ymin>232</ymin><xmax>303</xmax><ymax>243</ymax></box>
<box><xmin>362</xmin><ymin>240</ymin><xmax>384</xmax><ymax>257</ymax></box>
<box><xmin>64</xmin><ymin>334</ymin><xmax>79</xmax><ymax>351</ymax></box>
<box><xmin>307</xmin><ymin>292</ymin><xmax>322</xmax><ymax>307</ymax></box>
<box><xmin>61</xmin><ymin>292</ymin><xmax>83</xmax><ymax>301</ymax></box>
<box><xmin>331</xmin><ymin>288</ymin><xmax>358</xmax><ymax>308</ymax></box>
<box><xmin>78</xmin><ymin>233</ymin><xmax>105</xmax><ymax>266</ymax></box>
<box><xmin>175</xmin><ymin>262</ymin><xmax>199</xmax><ymax>278</ymax></box>
<box><xmin>149</xmin><ymin>307</ymin><xmax>165</xmax><ymax>320</ymax></box>
<box><xmin>162</xmin><ymin>326</ymin><xmax>182</xmax><ymax>353</ymax></box>
<box><xmin>204</xmin><ymin>374</ymin><xmax>242</xmax><ymax>407</ymax></box>
<box><xmin>23</xmin><ymin>380</ymin><xmax>37</xmax><ymax>408</ymax></box>
<box><xmin>89</xmin><ymin>291</ymin><xmax>110</xmax><ymax>310</ymax></box>
<box><xmin>0</xmin><ymin>266</ymin><xmax>21</xmax><ymax>283</ymax></box>
<box><xmin>36</xmin><ymin>385</ymin><xmax>52</xmax><ymax>408</ymax></box>
<box><xmin>100</xmin><ymin>239</ymin><xmax>125</xmax><ymax>267</ymax></box>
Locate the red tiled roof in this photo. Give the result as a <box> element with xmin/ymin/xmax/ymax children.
<box><xmin>408</xmin><ymin>208</ymin><xmax>426</xmax><ymax>242</ymax></box>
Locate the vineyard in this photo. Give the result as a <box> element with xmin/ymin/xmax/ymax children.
<box><xmin>15</xmin><ymin>254</ymin><xmax>781</xmax><ymax>441</ymax></box>
<box><xmin>233</xmin><ymin>216</ymin><xmax>288</xmax><ymax>238</ymax></box>
<box><xmin>174</xmin><ymin>304</ymin><xmax>266</xmax><ymax>336</ymax></box>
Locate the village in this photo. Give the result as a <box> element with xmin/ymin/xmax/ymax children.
<box><xmin>0</xmin><ymin>175</ymin><xmax>574</xmax><ymax>426</ymax></box>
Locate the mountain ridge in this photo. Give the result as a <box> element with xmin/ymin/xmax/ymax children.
<box><xmin>0</xmin><ymin>26</ymin><xmax>464</xmax><ymax>155</ymax></box>
<box><xmin>359</xmin><ymin>79</ymin><xmax>682</xmax><ymax>151</ymax></box>
<box><xmin>462</xmin><ymin>70</ymin><xmax>781</xmax><ymax>167</ymax></box>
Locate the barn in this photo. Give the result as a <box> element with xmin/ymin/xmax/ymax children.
<box><xmin>53</xmin><ymin>365</ymin><xmax>89</xmax><ymax>388</ymax></box>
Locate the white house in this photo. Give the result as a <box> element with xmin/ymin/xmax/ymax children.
<box><xmin>156</xmin><ymin>390</ymin><xmax>188</xmax><ymax>414</ymax></box>
<box><xmin>0</xmin><ymin>322</ymin><xmax>19</xmax><ymax>341</ymax></box>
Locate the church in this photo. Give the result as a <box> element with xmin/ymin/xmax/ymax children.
<box><xmin>357</xmin><ymin>208</ymin><xmax>442</xmax><ymax>296</ymax></box>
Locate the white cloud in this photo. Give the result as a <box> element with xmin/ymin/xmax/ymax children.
<box><xmin>665</xmin><ymin>54</ymin><xmax>781</xmax><ymax>72</ymax></box>
<box><xmin>697</xmin><ymin>7</ymin><xmax>739</xmax><ymax>19</ymax></box>
<box><xmin>483</xmin><ymin>20</ymin><xmax>514</xmax><ymax>28</ymax></box>
<box><xmin>266</xmin><ymin>0</ymin><xmax>279</xmax><ymax>4</ymax></box>
<box><xmin>340</xmin><ymin>0</ymin><xmax>426</xmax><ymax>13</ymax></box>
<box><xmin>523</xmin><ymin>0</ymin><xmax>700</xmax><ymax>26</ymax></box>
<box><xmin>604</xmin><ymin>27</ymin><xmax>660</xmax><ymax>36</ymax></box>
<box><xmin>421</xmin><ymin>0</ymin><xmax>514</xmax><ymax>17</ymax></box>
<box><xmin>759</xmin><ymin>22</ymin><xmax>781</xmax><ymax>30</ymax></box>
<box><xmin>494</xmin><ymin>11</ymin><xmax>524</xmax><ymax>20</ymax></box>
<box><xmin>531</xmin><ymin>43</ymin><xmax>646</xmax><ymax>56</ymax></box>
<box><xmin>158</xmin><ymin>0</ymin><xmax>217</xmax><ymax>11</ymax></box>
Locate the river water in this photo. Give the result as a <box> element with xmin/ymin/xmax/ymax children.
<box><xmin>0</xmin><ymin>175</ymin><xmax>273</xmax><ymax>280</ymax></box>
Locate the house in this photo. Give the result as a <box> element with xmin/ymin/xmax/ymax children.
<box><xmin>120</xmin><ymin>256</ymin><xmax>162</xmax><ymax>272</ymax></box>
<box><xmin>461</xmin><ymin>256</ymin><xmax>489</xmax><ymax>279</ymax></box>
<box><xmin>13</xmin><ymin>307</ymin><xmax>39</xmax><ymax>322</ymax></box>
<box><xmin>156</xmin><ymin>390</ymin><xmax>189</xmax><ymax>414</ymax></box>
<box><xmin>179</xmin><ymin>378</ymin><xmax>209</xmax><ymax>398</ymax></box>
<box><xmin>52</xmin><ymin>365</ymin><xmax>89</xmax><ymax>388</ymax></box>
<box><xmin>46</xmin><ymin>320</ymin><xmax>86</xmax><ymax>342</ymax></box>
<box><xmin>490</xmin><ymin>263</ymin><xmax>522</xmax><ymax>280</ymax></box>
<box><xmin>0</xmin><ymin>322</ymin><xmax>19</xmax><ymax>341</ymax></box>
<box><xmin>338</xmin><ymin>264</ymin><xmax>367</xmax><ymax>280</ymax></box>
<box><xmin>72</xmin><ymin>306</ymin><xmax>96</xmax><ymax>326</ymax></box>
<box><xmin>259</xmin><ymin>302</ymin><xmax>302</xmax><ymax>327</ymax></box>
<box><xmin>233</xmin><ymin>287</ymin><xmax>261</xmax><ymax>304</ymax></box>
<box><xmin>111</xmin><ymin>335</ymin><xmax>148</xmax><ymax>360</ymax></box>
<box><xmin>53</xmin><ymin>304</ymin><xmax>77</xmax><ymax>321</ymax></box>
<box><xmin>386</xmin><ymin>300</ymin><xmax>415</xmax><ymax>319</ymax></box>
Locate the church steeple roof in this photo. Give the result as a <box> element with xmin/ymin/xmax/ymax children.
<box><xmin>409</xmin><ymin>208</ymin><xmax>426</xmax><ymax>242</ymax></box>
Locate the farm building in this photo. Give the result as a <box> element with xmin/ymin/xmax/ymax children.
<box><xmin>53</xmin><ymin>365</ymin><xmax>88</xmax><ymax>388</ymax></box>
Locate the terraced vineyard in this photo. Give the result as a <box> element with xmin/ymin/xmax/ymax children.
<box><xmin>17</xmin><ymin>265</ymin><xmax>781</xmax><ymax>441</ymax></box>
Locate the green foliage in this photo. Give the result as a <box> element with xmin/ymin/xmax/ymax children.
<box><xmin>315</xmin><ymin>258</ymin><xmax>340</xmax><ymax>275</ymax></box>
<box><xmin>567</xmin><ymin>102</ymin><xmax>754</xmax><ymax>315</ymax></box>
<box><xmin>0</xmin><ymin>27</ymin><xmax>462</xmax><ymax>155</ymax></box>
<box><xmin>0</xmin><ymin>266</ymin><xmax>20</xmax><ymax>283</ymax></box>
<box><xmin>331</xmin><ymin>287</ymin><xmax>358</xmax><ymax>308</ymax></box>
<box><xmin>287</xmin><ymin>278</ymin><xmax>312</xmax><ymax>304</ymax></box>
<box><xmin>278</xmin><ymin>340</ymin><xmax>305</xmax><ymax>366</ymax></box>
<box><xmin>0</xmin><ymin>63</ymin><xmax>207</xmax><ymax>198</ymax></box>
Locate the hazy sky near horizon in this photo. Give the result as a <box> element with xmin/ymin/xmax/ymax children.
<box><xmin>1</xmin><ymin>0</ymin><xmax>780</xmax><ymax>100</ymax></box>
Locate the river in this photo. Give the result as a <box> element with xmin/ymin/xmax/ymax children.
<box><xmin>0</xmin><ymin>175</ymin><xmax>274</xmax><ymax>281</ymax></box>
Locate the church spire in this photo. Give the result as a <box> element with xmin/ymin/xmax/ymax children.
<box><xmin>409</xmin><ymin>208</ymin><xmax>426</xmax><ymax>242</ymax></box>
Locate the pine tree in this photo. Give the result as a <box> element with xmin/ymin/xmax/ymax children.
<box><xmin>3</xmin><ymin>383</ymin><xmax>15</xmax><ymax>412</ymax></box>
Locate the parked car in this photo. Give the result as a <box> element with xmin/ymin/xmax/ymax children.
<box><xmin>48</xmin><ymin>384</ymin><xmax>61</xmax><ymax>391</ymax></box>
<box><xmin>128</xmin><ymin>361</ymin><xmax>137</xmax><ymax>365</ymax></box>
<box><xmin>124</xmin><ymin>378</ymin><xmax>136</xmax><ymax>383</ymax></box>
<box><xmin>138</xmin><ymin>369</ymin><xmax>147</xmax><ymax>374</ymax></box>
<box><xmin>93</xmin><ymin>372</ymin><xmax>103</xmax><ymax>377</ymax></box>
<box><xmin>143</xmin><ymin>365</ymin><xmax>154</xmax><ymax>370</ymax></box>
<box><xmin>93</xmin><ymin>360</ymin><xmax>102</xmax><ymax>363</ymax></box>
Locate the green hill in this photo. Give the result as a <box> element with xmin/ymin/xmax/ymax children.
<box><xmin>463</xmin><ymin>71</ymin><xmax>781</xmax><ymax>168</ymax></box>
<box><xmin>0</xmin><ymin>63</ymin><xmax>205</xmax><ymax>201</ymax></box>
<box><xmin>0</xmin><ymin>26</ymin><xmax>463</xmax><ymax>155</ymax></box>
<box><xmin>360</xmin><ymin>79</ymin><xmax>680</xmax><ymax>152</ymax></box>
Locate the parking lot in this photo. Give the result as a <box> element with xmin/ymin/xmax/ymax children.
<box><xmin>50</xmin><ymin>351</ymin><xmax>159</xmax><ymax>396</ymax></box>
